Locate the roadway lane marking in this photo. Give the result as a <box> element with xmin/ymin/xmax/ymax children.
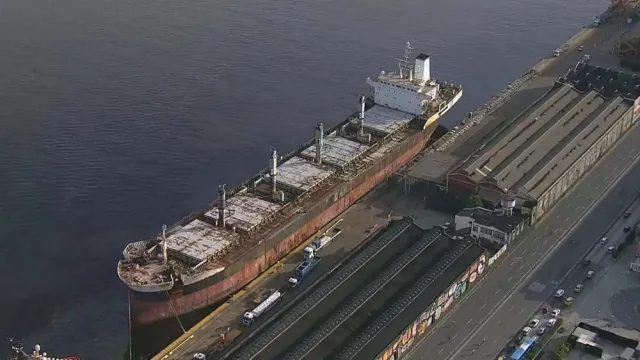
<box><xmin>481</xmin><ymin>303</ymin><xmax>486</xmax><ymax>310</ymax></box>
<box><xmin>508</xmin><ymin>305</ymin><xmax>514</xmax><ymax>311</ymax></box>
<box><xmin>438</xmin><ymin>348</ymin><xmax>443</xmax><ymax>355</ymax></box>
<box><xmin>495</xmin><ymin>289</ymin><xmax>501</xmax><ymax>295</ymax></box>
<box><xmin>452</xmin><ymin>333</ymin><xmax>458</xmax><ymax>340</ymax></box>
<box><xmin>466</xmin><ymin>318</ymin><xmax>473</xmax><ymax>325</ymax></box>
<box><xmin>519</xmin><ymin>308</ymin><xmax>524</xmax><ymax>314</ymax></box>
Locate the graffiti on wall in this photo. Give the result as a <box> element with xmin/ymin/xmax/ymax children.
<box><xmin>375</xmin><ymin>254</ymin><xmax>487</xmax><ymax>360</ymax></box>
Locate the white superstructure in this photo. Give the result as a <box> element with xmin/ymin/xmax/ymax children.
<box><xmin>366</xmin><ymin>43</ymin><xmax>438</xmax><ymax>116</ymax></box>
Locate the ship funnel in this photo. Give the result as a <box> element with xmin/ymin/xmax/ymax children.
<box><xmin>414</xmin><ymin>53</ymin><xmax>430</xmax><ymax>82</ymax></box>
<box><xmin>162</xmin><ymin>224</ymin><xmax>168</xmax><ymax>264</ymax></box>
<box><xmin>269</xmin><ymin>148</ymin><xmax>278</xmax><ymax>194</ymax></box>
<box><xmin>315</xmin><ymin>123</ymin><xmax>324</xmax><ymax>164</ymax></box>
<box><xmin>218</xmin><ymin>184</ymin><xmax>226</xmax><ymax>227</ymax></box>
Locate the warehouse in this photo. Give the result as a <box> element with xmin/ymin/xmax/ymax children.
<box><xmin>447</xmin><ymin>62</ymin><xmax>640</xmax><ymax>224</ymax></box>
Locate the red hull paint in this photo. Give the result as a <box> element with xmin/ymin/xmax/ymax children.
<box><xmin>131</xmin><ymin>132</ymin><xmax>430</xmax><ymax>326</ymax></box>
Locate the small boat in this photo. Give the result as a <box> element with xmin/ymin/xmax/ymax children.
<box><xmin>6</xmin><ymin>338</ymin><xmax>80</xmax><ymax>360</ymax></box>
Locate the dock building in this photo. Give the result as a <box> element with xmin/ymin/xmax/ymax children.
<box><xmin>446</xmin><ymin>60</ymin><xmax>640</xmax><ymax>224</ymax></box>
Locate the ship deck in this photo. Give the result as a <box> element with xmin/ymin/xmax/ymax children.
<box><xmin>155</xmin><ymin>182</ymin><xmax>455</xmax><ymax>359</ymax></box>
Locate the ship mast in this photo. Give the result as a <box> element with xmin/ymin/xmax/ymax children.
<box><xmin>396</xmin><ymin>41</ymin><xmax>413</xmax><ymax>79</ymax></box>
<box><xmin>218</xmin><ymin>184</ymin><xmax>226</xmax><ymax>227</ymax></box>
<box><xmin>269</xmin><ymin>148</ymin><xmax>278</xmax><ymax>194</ymax></box>
<box><xmin>315</xmin><ymin>123</ymin><xmax>324</xmax><ymax>164</ymax></box>
<box><xmin>162</xmin><ymin>224</ymin><xmax>168</xmax><ymax>264</ymax></box>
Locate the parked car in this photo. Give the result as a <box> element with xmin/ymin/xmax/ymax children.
<box><xmin>548</xmin><ymin>318</ymin><xmax>557</xmax><ymax>326</ymax></box>
<box><xmin>529</xmin><ymin>319</ymin><xmax>540</xmax><ymax>327</ymax></box>
<box><xmin>555</xmin><ymin>289</ymin><xmax>565</xmax><ymax>298</ymax></box>
<box><xmin>537</xmin><ymin>326</ymin><xmax>548</xmax><ymax>335</ymax></box>
<box><xmin>574</xmin><ymin>284</ymin><xmax>584</xmax><ymax>293</ymax></box>
<box><xmin>608</xmin><ymin>246</ymin><xmax>616</xmax><ymax>253</ymax></box>
<box><xmin>624</xmin><ymin>226</ymin><xmax>631</xmax><ymax>232</ymax></box>
<box><xmin>564</xmin><ymin>297</ymin><xmax>575</xmax><ymax>306</ymax></box>
<box><xmin>522</xmin><ymin>326</ymin><xmax>533</xmax><ymax>335</ymax></box>
<box><xmin>551</xmin><ymin>309</ymin><xmax>561</xmax><ymax>317</ymax></box>
<box><xmin>601</xmin><ymin>237</ymin><xmax>608</xmax><ymax>245</ymax></box>
<box><xmin>586</xmin><ymin>270</ymin><xmax>595</xmax><ymax>279</ymax></box>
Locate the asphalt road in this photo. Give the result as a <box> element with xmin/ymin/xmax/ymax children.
<box><xmin>406</xmin><ymin>121</ymin><xmax>640</xmax><ymax>360</ymax></box>
<box><xmin>543</xmin><ymin>195</ymin><xmax>640</xmax><ymax>321</ymax></box>
<box><xmin>492</xmin><ymin>196</ymin><xmax>640</xmax><ymax>360</ymax></box>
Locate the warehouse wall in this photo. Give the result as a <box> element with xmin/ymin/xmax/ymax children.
<box><xmin>532</xmin><ymin>107</ymin><xmax>637</xmax><ymax>223</ymax></box>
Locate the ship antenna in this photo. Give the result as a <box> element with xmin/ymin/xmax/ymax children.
<box><xmin>396</xmin><ymin>41</ymin><xmax>412</xmax><ymax>78</ymax></box>
<box><xmin>162</xmin><ymin>224</ymin><xmax>168</xmax><ymax>264</ymax></box>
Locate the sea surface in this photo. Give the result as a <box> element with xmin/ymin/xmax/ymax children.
<box><xmin>0</xmin><ymin>0</ymin><xmax>609</xmax><ymax>358</ymax></box>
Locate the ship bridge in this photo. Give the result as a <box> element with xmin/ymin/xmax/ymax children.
<box><xmin>367</xmin><ymin>48</ymin><xmax>439</xmax><ymax>116</ymax></box>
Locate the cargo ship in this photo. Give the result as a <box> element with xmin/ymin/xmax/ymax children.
<box><xmin>117</xmin><ymin>42</ymin><xmax>463</xmax><ymax>326</ymax></box>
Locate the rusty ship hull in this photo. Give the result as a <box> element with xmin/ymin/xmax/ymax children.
<box><xmin>129</xmin><ymin>89</ymin><xmax>462</xmax><ymax>326</ymax></box>
<box><xmin>119</xmin><ymin>45</ymin><xmax>463</xmax><ymax>327</ymax></box>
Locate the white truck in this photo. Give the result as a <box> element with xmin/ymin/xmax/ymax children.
<box><xmin>242</xmin><ymin>290</ymin><xmax>283</xmax><ymax>326</ymax></box>
<box><xmin>303</xmin><ymin>228</ymin><xmax>342</xmax><ymax>259</ymax></box>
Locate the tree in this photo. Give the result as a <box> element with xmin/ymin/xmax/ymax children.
<box><xmin>469</xmin><ymin>194</ymin><xmax>484</xmax><ymax>207</ymax></box>
<box><xmin>554</xmin><ymin>342</ymin><xmax>571</xmax><ymax>360</ymax></box>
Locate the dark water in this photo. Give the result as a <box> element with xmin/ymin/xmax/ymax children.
<box><xmin>0</xmin><ymin>0</ymin><xmax>607</xmax><ymax>358</ymax></box>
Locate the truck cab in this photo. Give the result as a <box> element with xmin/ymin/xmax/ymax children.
<box><xmin>303</xmin><ymin>246</ymin><xmax>315</xmax><ymax>259</ymax></box>
<box><xmin>288</xmin><ymin>277</ymin><xmax>299</xmax><ymax>288</ymax></box>
<box><xmin>242</xmin><ymin>312</ymin><xmax>255</xmax><ymax>326</ymax></box>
